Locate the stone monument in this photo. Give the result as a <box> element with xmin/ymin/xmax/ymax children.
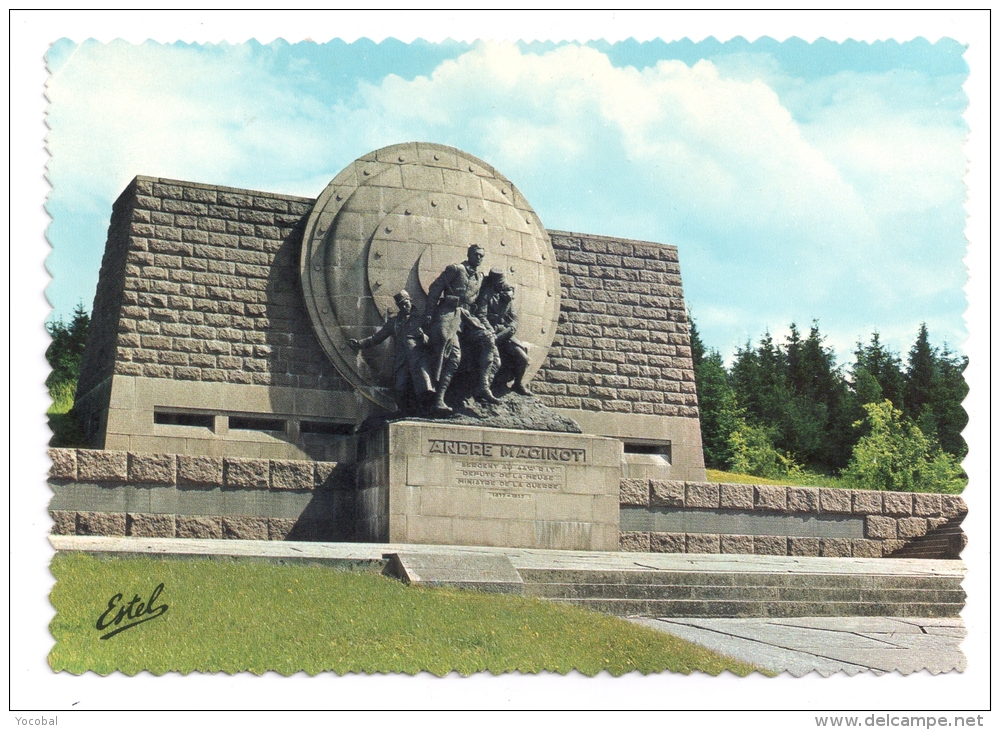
<box><xmin>68</xmin><ymin>142</ymin><xmax>707</xmax><ymax>551</ymax></box>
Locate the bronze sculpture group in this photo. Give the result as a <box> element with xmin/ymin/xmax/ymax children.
<box><xmin>348</xmin><ymin>244</ymin><xmax>531</xmax><ymax>415</ymax></box>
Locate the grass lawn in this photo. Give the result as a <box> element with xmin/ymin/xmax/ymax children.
<box><xmin>49</xmin><ymin>553</ymin><xmax>763</xmax><ymax>677</ymax></box>
<box><xmin>706</xmin><ymin>468</ymin><xmax>847</xmax><ymax>489</ymax></box>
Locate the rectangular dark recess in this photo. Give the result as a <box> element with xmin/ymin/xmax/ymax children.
<box><xmin>229</xmin><ymin>416</ymin><xmax>286</xmax><ymax>433</ymax></box>
<box><xmin>154</xmin><ymin>411</ymin><xmax>214</xmax><ymax>428</ymax></box>
<box><xmin>624</xmin><ymin>442</ymin><xmax>672</xmax><ymax>459</ymax></box>
<box><xmin>300</xmin><ymin>421</ymin><xmax>355</xmax><ymax>436</ymax></box>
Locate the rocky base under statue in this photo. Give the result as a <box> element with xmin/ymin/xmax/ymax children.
<box><xmin>358</xmin><ymin>386</ymin><xmax>582</xmax><ymax>435</ymax></box>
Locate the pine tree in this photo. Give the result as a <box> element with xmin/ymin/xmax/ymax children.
<box><xmin>696</xmin><ymin>350</ymin><xmax>743</xmax><ymax>469</ymax></box>
<box><xmin>853</xmin><ymin>332</ymin><xmax>905</xmax><ymax>410</ymax></box>
<box><xmin>931</xmin><ymin>344</ymin><xmax>969</xmax><ymax>459</ymax></box>
<box><xmin>905</xmin><ymin>323</ymin><xmax>936</xmax><ymax>419</ymax></box>
<box><xmin>45</xmin><ymin>302</ymin><xmax>90</xmax><ymax>392</ymax></box>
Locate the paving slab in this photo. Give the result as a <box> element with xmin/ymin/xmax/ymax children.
<box><xmin>383</xmin><ymin>552</ymin><xmax>524</xmax><ymax>593</ymax></box>
<box><xmin>49</xmin><ymin>536</ymin><xmax>965</xmax><ymax>578</ymax></box>
<box><xmin>632</xmin><ymin>617</ymin><xmax>966</xmax><ymax>677</ymax></box>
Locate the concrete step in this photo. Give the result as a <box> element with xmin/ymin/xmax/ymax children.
<box><xmin>547</xmin><ymin>598</ymin><xmax>963</xmax><ymax>619</ymax></box>
<box><xmin>524</xmin><ymin>582</ymin><xmax>965</xmax><ymax>604</ymax></box>
<box><xmin>518</xmin><ymin>568</ymin><xmax>963</xmax><ymax>591</ymax></box>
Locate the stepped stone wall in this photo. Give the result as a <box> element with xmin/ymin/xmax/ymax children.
<box><xmin>48</xmin><ymin>448</ymin><xmax>965</xmax><ymax>559</ymax></box>
<box><xmin>47</xmin><ymin>448</ymin><xmax>355</xmax><ymax>541</ymax></box>
<box><xmin>618</xmin><ymin>478</ymin><xmax>967</xmax><ymax>559</ymax></box>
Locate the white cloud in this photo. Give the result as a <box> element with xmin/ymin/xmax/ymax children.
<box><xmin>44</xmin><ymin>40</ymin><xmax>968</xmax><ymax>359</ymax></box>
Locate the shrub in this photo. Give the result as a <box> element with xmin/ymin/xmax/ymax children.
<box><xmin>727</xmin><ymin>422</ymin><xmax>804</xmax><ymax>480</ymax></box>
<box><xmin>841</xmin><ymin>400</ymin><xmax>965</xmax><ymax>493</ymax></box>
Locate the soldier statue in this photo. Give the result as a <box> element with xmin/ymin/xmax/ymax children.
<box><xmin>477</xmin><ymin>269</ymin><xmax>531</xmax><ymax>395</ymax></box>
<box><xmin>348</xmin><ymin>290</ymin><xmax>434</xmax><ymax>413</ymax></box>
<box><xmin>423</xmin><ymin>243</ymin><xmax>500</xmax><ymax>413</ymax></box>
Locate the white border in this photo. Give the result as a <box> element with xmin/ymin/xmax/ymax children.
<box><xmin>10</xmin><ymin>9</ymin><xmax>991</xmax><ymax>716</ymax></box>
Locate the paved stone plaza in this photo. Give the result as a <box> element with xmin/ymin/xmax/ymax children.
<box><xmin>631</xmin><ymin>616</ymin><xmax>966</xmax><ymax>676</ymax></box>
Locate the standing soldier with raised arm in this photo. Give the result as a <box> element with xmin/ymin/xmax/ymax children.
<box><xmin>348</xmin><ymin>290</ymin><xmax>434</xmax><ymax>413</ymax></box>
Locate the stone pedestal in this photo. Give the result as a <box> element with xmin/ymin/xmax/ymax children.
<box><xmin>355</xmin><ymin>421</ymin><xmax>622</xmax><ymax>551</ymax></box>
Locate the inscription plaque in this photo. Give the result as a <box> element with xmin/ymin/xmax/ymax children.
<box><xmin>455</xmin><ymin>460</ymin><xmax>566</xmax><ymax>491</ymax></box>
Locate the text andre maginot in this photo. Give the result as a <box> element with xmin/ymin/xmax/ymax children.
<box><xmin>427</xmin><ymin>439</ymin><xmax>587</xmax><ymax>462</ymax></box>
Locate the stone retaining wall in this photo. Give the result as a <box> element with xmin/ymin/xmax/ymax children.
<box><xmin>47</xmin><ymin>448</ymin><xmax>355</xmax><ymax>541</ymax></box>
<box><xmin>618</xmin><ymin>478</ymin><xmax>967</xmax><ymax>558</ymax></box>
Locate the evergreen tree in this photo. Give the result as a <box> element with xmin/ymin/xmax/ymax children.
<box><xmin>687</xmin><ymin>309</ymin><xmax>705</xmax><ymax>371</ymax></box>
<box><xmin>45</xmin><ymin>302</ymin><xmax>90</xmax><ymax>392</ymax></box>
<box><xmin>688</xmin><ymin>311</ymin><xmax>741</xmax><ymax>469</ymax></box>
<box><xmin>852</xmin><ymin>332</ymin><xmax>905</xmax><ymax>409</ymax></box>
<box><xmin>696</xmin><ymin>350</ymin><xmax>743</xmax><ymax>469</ymax></box>
<box><xmin>931</xmin><ymin>344</ymin><xmax>969</xmax><ymax>459</ymax></box>
<box><xmin>904</xmin><ymin>323</ymin><xmax>936</xmax><ymax>419</ymax></box>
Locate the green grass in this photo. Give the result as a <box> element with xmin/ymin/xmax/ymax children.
<box><xmin>706</xmin><ymin>468</ymin><xmax>847</xmax><ymax>488</ymax></box>
<box><xmin>49</xmin><ymin>553</ymin><xmax>764</xmax><ymax>677</ymax></box>
<box><xmin>47</xmin><ymin>381</ymin><xmax>87</xmax><ymax>448</ymax></box>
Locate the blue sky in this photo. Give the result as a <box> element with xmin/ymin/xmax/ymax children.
<box><xmin>44</xmin><ymin>37</ymin><xmax>969</xmax><ymax>364</ymax></box>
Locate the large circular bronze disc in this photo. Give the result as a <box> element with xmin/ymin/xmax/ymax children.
<box><xmin>300</xmin><ymin>143</ymin><xmax>561</xmax><ymax>410</ymax></box>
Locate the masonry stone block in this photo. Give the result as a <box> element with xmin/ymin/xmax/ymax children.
<box><xmin>224</xmin><ymin>458</ymin><xmax>270</xmax><ymax>490</ymax></box>
<box><xmin>619</xmin><ymin>531</ymin><xmax>650</xmax><ymax>552</ymax></box>
<box><xmin>819</xmin><ymin>538</ymin><xmax>852</xmax><ymax>557</ymax></box>
<box><xmin>787</xmin><ymin>487</ymin><xmax>819</xmax><ymax>513</ymax></box>
<box><xmin>754</xmin><ymin>535</ymin><xmax>787</xmax><ymax>555</ymax></box>
<box><xmin>128</xmin><ymin>453</ymin><xmax>176</xmax><ymax>485</ymax></box>
<box><xmin>222</xmin><ymin>516</ymin><xmax>269</xmax><ymax>540</ymax></box>
<box><xmin>649</xmin><ymin>532</ymin><xmax>686</xmax><ymax>553</ymax></box>
<box><xmin>177</xmin><ymin>455</ymin><xmax>224</xmax><ymax>487</ymax></box>
<box><xmin>686</xmin><ymin>533</ymin><xmax>721</xmax><ymax>554</ymax></box>
<box><xmin>720</xmin><ymin>534</ymin><xmax>754</xmax><ymax>554</ymax></box>
<box><xmin>852</xmin><ymin>490</ymin><xmax>883</xmax><ymax>515</ymax></box>
<box><xmin>267</xmin><ymin>518</ymin><xmax>297</xmax><ymax>540</ymax></box>
<box><xmin>47</xmin><ymin>449</ymin><xmax>76</xmax><ymax>480</ymax></box>
<box><xmin>927</xmin><ymin>517</ymin><xmax>950</xmax><ymax>531</ymax></box>
<box><xmin>685</xmin><ymin>482</ymin><xmax>720</xmax><ymax>509</ymax></box>
<box><xmin>126</xmin><ymin>513</ymin><xmax>176</xmax><ymax>538</ymax></box>
<box><xmin>176</xmin><ymin>515</ymin><xmax>223</xmax><ymax>539</ymax></box>
<box><xmin>754</xmin><ymin>484</ymin><xmax>787</xmax><ymax>512</ymax></box>
<box><xmin>850</xmin><ymin>539</ymin><xmax>884</xmax><ymax>558</ymax></box>
<box><xmin>719</xmin><ymin>482</ymin><xmax>754</xmax><ymax>510</ymax></box>
<box><xmin>819</xmin><ymin>488</ymin><xmax>852</xmax><ymax>514</ymax></box>
<box><xmin>880</xmin><ymin>539</ymin><xmax>908</xmax><ymax>556</ymax></box>
<box><xmin>649</xmin><ymin>480</ymin><xmax>684</xmax><ymax>507</ymax></box>
<box><xmin>315</xmin><ymin>462</ymin><xmax>353</xmax><ymax>490</ymax></box>
<box><xmin>270</xmin><ymin>460</ymin><xmax>315</xmax><ymax>491</ymax></box>
<box><xmin>49</xmin><ymin>510</ymin><xmax>77</xmax><ymax>535</ymax></box>
<box><xmin>789</xmin><ymin>537</ymin><xmax>820</xmax><ymax>556</ymax></box>
<box><xmin>865</xmin><ymin>515</ymin><xmax>897</xmax><ymax>540</ymax></box>
<box><xmin>882</xmin><ymin>492</ymin><xmax>913</xmax><ymax>516</ymax></box>
<box><xmin>913</xmin><ymin>493</ymin><xmax>943</xmax><ymax>517</ymax></box>
<box><xmin>77</xmin><ymin>511</ymin><xmax>126</xmax><ymax>536</ymax></box>
<box><xmin>619</xmin><ymin>478</ymin><xmax>649</xmax><ymax>506</ymax></box>
<box><xmin>940</xmin><ymin>495</ymin><xmax>968</xmax><ymax>519</ymax></box>
<box><xmin>76</xmin><ymin>450</ymin><xmax>129</xmax><ymax>483</ymax></box>
<box><xmin>897</xmin><ymin>517</ymin><xmax>928</xmax><ymax>539</ymax></box>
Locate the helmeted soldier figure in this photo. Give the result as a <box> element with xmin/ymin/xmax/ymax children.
<box><xmin>423</xmin><ymin>244</ymin><xmax>499</xmax><ymax>412</ymax></box>
<box><xmin>348</xmin><ymin>290</ymin><xmax>434</xmax><ymax>412</ymax></box>
<box><xmin>477</xmin><ymin>269</ymin><xmax>531</xmax><ymax>395</ymax></box>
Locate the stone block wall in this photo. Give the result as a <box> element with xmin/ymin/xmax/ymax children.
<box><xmin>618</xmin><ymin>479</ymin><xmax>967</xmax><ymax>559</ymax></box>
<box><xmin>48</xmin><ymin>448</ymin><xmax>355</xmax><ymax>541</ymax></box>
<box><xmin>84</xmin><ymin>177</ymin><xmax>350</xmax><ymax>394</ymax></box>
<box><xmin>536</xmin><ymin>232</ymin><xmax>697</xmax><ymax>418</ymax></box>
